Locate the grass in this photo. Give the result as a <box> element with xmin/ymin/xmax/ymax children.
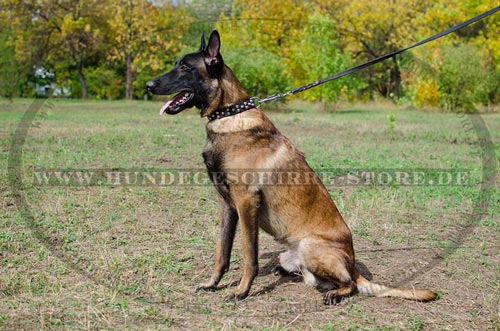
<box><xmin>0</xmin><ymin>98</ymin><xmax>499</xmax><ymax>330</ymax></box>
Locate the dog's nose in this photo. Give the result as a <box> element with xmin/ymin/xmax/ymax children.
<box><xmin>146</xmin><ymin>80</ymin><xmax>156</xmax><ymax>91</ymax></box>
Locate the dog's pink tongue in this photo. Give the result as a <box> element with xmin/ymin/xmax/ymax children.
<box><xmin>159</xmin><ymin>99</ymin><xmax>174</xmax><ymax>115</ymax></box>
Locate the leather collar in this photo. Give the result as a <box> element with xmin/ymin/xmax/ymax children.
<box><xmin>207</xmin><ymin>98</ymin><xmax>257</xmax><ymax>122</ymax></box>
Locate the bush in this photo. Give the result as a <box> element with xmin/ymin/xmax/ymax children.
<box><xmin>84</xmin><ymin>66</ymin><xmax>124</xmax><ymax>100</ymax></box>
<box><xmin>410</xmin><ymin>78</ymin><xmax>440</xmax><ymax>108</ymax></box>
<box><xmin>221</xmin><ymin>47</ymin><xmax>290</xmax><ymax>99</ymax></box>
<box><xmin>437</xmin><ymin>44</ymin><xmax>499</xmax><ymax>111</ymax></box>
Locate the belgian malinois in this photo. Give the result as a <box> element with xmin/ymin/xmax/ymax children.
<box><xmin>146</xmin><ymin>31</ymin><xmax>437</xmax><ymax>304</ymax></box>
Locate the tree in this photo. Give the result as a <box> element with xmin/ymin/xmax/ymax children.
<box><xmin>0</xmin><ymin>0</ymin><xmax>55</xmax><ymax>97</ymax></box>
<box><xmin>216</xmin><ymin>0</ymin><xmax>309</xmax><ymax>55</ymax></box>
<box><xmin>437</xmin><ymin>44</ymin><xmax>497</xmax><ymax>111</ymax></box>
<box><xmin>0</xmin><ymin>16</ymin><xmax>31</xmax><ymax>98</ymax></box>
<box><xmin>177</xmin><ymin>0</ymin><xmax>233</xmax><ymax>45</ymax></box>
<box><xmin>320</xmin><ymin>0</ymin><xmax>430</xmax><ymax>100</ymax></box>
<box><xmin>4</xmin><ymin>0</ymin><xmax>108</xmax><ymax>99</ymax></box>
<box><xmin>214</xmin><ymin>0</ymin><xmax>312</xmax><ymax>97</ymax></box>
<box><xmin>107</xmin><ymin>0</ymin><xmax>192</xmax><ymax>99</ymax></box>
<box><xmin>1</xmin><ymin>0</ymin><xmax>498</xmax><ymax>106</ymax></box>
<box><xmin>409</xmin><ymin>0</ymin><xmax>500</xmax><ymax>109</ymax></box>
<box><xmin>56</xmin><ymin>2</ymin><xmax>106</xmax><ymax>99</ymax></box>
<box><xmin>285</xmin><ymin>10</ymin><xmax>361</xmax><ymax>102</ymax></box>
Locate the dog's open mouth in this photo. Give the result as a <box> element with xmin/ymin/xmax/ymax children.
<box><xmin>159</xmin><ymin>90</ymin><xmax>194</xmax><ymax>115</ymax></box>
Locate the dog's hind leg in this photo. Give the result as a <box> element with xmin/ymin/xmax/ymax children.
<box><xmin>197</xmin><ymin>199</ymin><xmax>238</xmax><ymax>292</ymax></box>
<box><xmin>299</xmin><ymin>238</ymin><xmax>357</xmax><ymax>305</ymax></box>
<box><xmin>277</xmin><ymin>249</ymin><xmax>301</xmax><ymax>274</ymax></box>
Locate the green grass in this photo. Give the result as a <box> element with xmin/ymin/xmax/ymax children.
<box><xmin>0</xmin><ymin>98</ymin><xmax>499</xmax><ymax>330</ymax></box>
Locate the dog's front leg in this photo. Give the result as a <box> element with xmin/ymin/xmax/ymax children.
<box><xmin>196</xmin><ymin>198</ymin><xmax>238</xmax><ymax>292</ymax></box>
<box><xmin>225</xmin><ymin>193</ymin><xmax>260</xmax><ymax>301</ymax></box>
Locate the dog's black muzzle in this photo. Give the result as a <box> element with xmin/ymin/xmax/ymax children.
<box><xmin>146</xmin><ymin>80</ymin><xmax>157</xmax><ymax>92</ymax></box>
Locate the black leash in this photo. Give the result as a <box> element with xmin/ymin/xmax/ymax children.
<box><xmin>251</xmin><ymin>5</ymin><xmax>500</xmax><ymax>106</ymax></box>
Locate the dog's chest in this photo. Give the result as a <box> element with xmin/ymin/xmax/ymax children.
<box><xmin>202</xmin><ymin>140</ymin><xmax>233</xmax><ymax>203</ymax></box>
<box><xmin>201</xmin><ymin>142</ymin><xmax>220</xmax><ymax>173</ymax></box>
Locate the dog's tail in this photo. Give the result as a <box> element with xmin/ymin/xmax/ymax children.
<box><xmin>355</xmin><ymin>270</ymin><xmax>437</xmax><ymax>302</ymax></box>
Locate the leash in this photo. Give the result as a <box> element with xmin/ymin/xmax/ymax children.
<box><xmin>249</xmin><ymin>5</ymin><xmax>500</xmax><ymax>106</ymax></box>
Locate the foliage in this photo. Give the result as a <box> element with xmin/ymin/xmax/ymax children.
<box><xmin>408</xmin><ymin>0</ymin><xmax>500</xmax><ymax>110</ymax></box>
<box><xmin>284</xmin><ymin>10</ymin><xmax>363</xmax><ymax>102</ymax></box>
<box><xmin>222</xmin><ymin>47</ymin><xmax>290</xmax><ymax>98</ymax></box>
<box><xmin>437</xmin><ymin>44</ymin><xmax>499</xmax><ymax>111</ymax></box>
<box><xmin>84</xmin><ymin>66</ymin><xmax>123</xmax><ymax>100</ymax></box>
<box><xmin>107</xmin><ymin>0</ymin><xmax>192</xmax><ymax>99</ymax></box>
<box><xmin>324</xmin><ymin>0</ymin><xmax>430</xmax><ymax>100</ymax></box>
<box><xmin>177</xmin><ymin>0</ymin><xmax>233</xmax><ymax>45</ymax></box>
<box><xmin>217</xmin><ymin>0</ymin><xmax>309</xmax><ymax>55</ymax></box>
<box><xmin>0</xmin><ymin>0</ymin><xmax>499</xmax><ymax>111</ymax></box>
<box><xmin>0</xmin><ymin>27</ymin><xmax>31</xmax><ymax>98</ymax></box>
<box><xmin>408</xmin><ymin>79</ymin><xmax>441</xmax><ymax>108</ymax></box>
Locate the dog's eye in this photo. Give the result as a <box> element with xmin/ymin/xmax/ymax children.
<box><xmin>179</xmin><ymin>64</ymin><xmax>190</xmax><ymax>71</ymax></box>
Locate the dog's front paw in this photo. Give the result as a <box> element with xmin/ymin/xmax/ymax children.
<box><xmin>196</xmin><ymin>282</ymin><xmax>219</xmax><ymax>292</ymax></box>
<box><xmin>224</xmin><ymin>289</ymin><xmax>249</xmax><ymax>302</ymax></box>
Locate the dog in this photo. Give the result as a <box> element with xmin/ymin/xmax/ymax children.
<box><xmin>146</xmin><ymin>30</ymin><xmax>437</xmax><ymax>304</ymax></box>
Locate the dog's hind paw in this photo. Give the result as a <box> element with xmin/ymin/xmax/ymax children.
<box><xmin>273</xmin><ymin>265</ymin><xmax>291</xmax><ymax>276</ymax></box>
<box><xmin>323</xmin><ymin>291</ymin><xmax>343</xmax><ymax>305</ymax></box>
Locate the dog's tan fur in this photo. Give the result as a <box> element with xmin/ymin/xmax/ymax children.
<box><xmin>150</xmin><ymin>31</ymin><xmax>437</xmax><ymax>304</ymax></box>
<box><xmin>200</xmin><ymin>64</ymin><xmax>436</xmax><ymax>303</ymax></box>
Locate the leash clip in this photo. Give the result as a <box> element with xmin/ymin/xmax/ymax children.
<box><xmin>250</xmin><ymin>96</ymin><xmax>262</xmax><ymax>108</ymax></box>
<box><xmin>253</xmin><ymin>92</ymin><xmax>292</xmax><ymax>106</ymax></box>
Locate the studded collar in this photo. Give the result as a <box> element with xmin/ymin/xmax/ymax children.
<box><xmin>207</xmin><ymin>98</ymin><xmax>257</xmax><ymax>122</ymax></box>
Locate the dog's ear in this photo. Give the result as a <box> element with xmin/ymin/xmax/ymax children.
<box><xmin>199</xmin><ymin>32</ymin><xmax>206</xmax><ymax>51</ymax></box>
<box><xmin>206</xmin><ymin>30</ymin><xmax>221</xmax><ymax>65</ymax></box>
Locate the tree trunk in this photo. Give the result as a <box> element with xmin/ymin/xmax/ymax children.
<box><xmin>126</xmin><ymin>53</ymin><xmax>133</xmax><ymax>100</ymax></box>
<box><xmin>68</xmin><ymin>43</ymin><xmax>88</xmax><ymax>99</ymax></box>
<box><xmin>390</xmin><ymin>57</ymin><xmax>401</xmax><ymax>99</ymax></box>
<box><xmin>77</xmin><ymin>67</ymin><xmax>88</xmax><ymax>99</ymax></box>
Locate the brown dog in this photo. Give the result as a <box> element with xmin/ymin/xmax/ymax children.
<box><xmin>146</xmin><ymin>31</ymin><xmax>437</xmax><ymax>304</ymax></box>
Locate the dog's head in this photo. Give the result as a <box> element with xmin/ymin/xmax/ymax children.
<box><xmin>146</xmin><ymin>30</ymin><xmax>225</xmax><ymax>116</ymax></box>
